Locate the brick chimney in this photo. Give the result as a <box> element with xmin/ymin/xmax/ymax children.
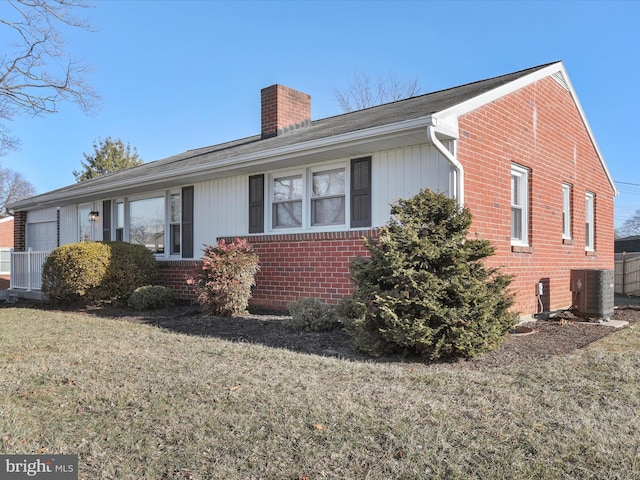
<box><xmin>261</xmin><ymin>84</ymin><xmax>311</xmax><ymax>139</ymax></box>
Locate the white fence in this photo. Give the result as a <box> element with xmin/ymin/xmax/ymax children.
<box><xmin>10</xmin><ymin>248</ymin><xmax>50</xmax><ymax>291</ymax></box>
<box><xmin>615</xmin><ymin>253</ymin><xmax>640</xmax><ymax>295</ymax></box>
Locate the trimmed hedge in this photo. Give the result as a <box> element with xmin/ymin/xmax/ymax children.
<box><xmin>42</xmin><ymin>241</ymin><xmax>158</xmax><ymax>305</ymax></box>
<box><xmin>41</xmin><ymin>242</ymin><xmax>111</xmax><ymax>304</ymax></box>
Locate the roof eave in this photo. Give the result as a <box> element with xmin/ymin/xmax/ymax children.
<box><xmin>9</xmin><ymin>115</ymin><xmax>439</xmax><ymax>211</ymax></box>
<box><xmin>437</xmin><ymin>61</ymin><xmax>618</xmax><ymax>196</ymax></box>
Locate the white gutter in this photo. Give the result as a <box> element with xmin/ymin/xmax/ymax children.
<box><xmin>427</xmin><ymin>120</ymin><xmax>464</xmax><ymax>206</ymax></box>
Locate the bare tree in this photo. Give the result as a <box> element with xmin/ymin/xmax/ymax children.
<box><xmin>617</xmin><ymin>209</ymin><xmax>640</xmax><ymax>239</ymax></box>
<box><xmin>335</xmin><ymin>72</ymin><xmax>422</xmax><ymax>112</ymax></box>
<box><xmin>0</xmin><ymin>165</ymin><xmax>36</xmax><ymax>215</ymax></box>
<box><xmin>0</xmin><ymin>0</ymin><xmax>100</xmax><ymax>155</ymax></box>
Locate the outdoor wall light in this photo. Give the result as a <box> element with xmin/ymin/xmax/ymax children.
<box><xmin>89</xmin><ymin>211</ymin><xmax>100</xmax><ymax>222</ymax></box>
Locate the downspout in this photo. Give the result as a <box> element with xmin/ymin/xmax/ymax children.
<box><xmin>427</xmin><ymin>123</ymin><xmax>464</xmax><ymax>206</ymax></box>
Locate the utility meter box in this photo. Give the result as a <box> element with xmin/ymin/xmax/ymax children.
<box><xmin>570</xmin><ymin>269</ymin><xmax>614</xmax><ymax>320</ymax></box>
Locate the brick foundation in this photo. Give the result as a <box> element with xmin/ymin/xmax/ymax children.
<box><xmin>157</xmin><ymin>230</ymin><xmax>377</xmax><ymax>311</ymax></box>
<box><xmin>157</xmin><ymin>260</ymin><xmax>200</xmax><ymax>300</ymax></box>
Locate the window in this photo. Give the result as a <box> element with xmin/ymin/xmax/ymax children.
<box><xmin>250</xmin><ymin>157</ymin><xmax>371</xmax><ymax>232</ymax></box>
<box><xmin>169</xmin><ymin>192</ymin><xmax>181</xmax><ymax>255</ymax></box>
<box><xmin>129</xmin><ymin>197</ymin><xmax>165</xmax><ymax>254</ymax></box>
<box><xmin>272</xmin><ymin>174</ymin><xmax>303</xmax><ymax>228</ymax></box>
<box><xmin>115</xmin><ymin>201</ymin><xmax>124</xmax><ymax>241</ymax></box>
<box><xmin>0</xmin><ymin>248</ymin><xmax>10</xmax><ymax>274</ymax></box>
<box><xmin>511</xmin><ymin>165</ymin><xmax>529</xmax><ymax>245</ymax></box>
<box><xmin>585</xmin><ymin>192</ymin><xmax>595</xmax><ymax>251</ymax></box>
<box><xmin>103</xmin><ymin>188</ymin><xmax>193</xmax><ymax>257</ymax></box>
<box><xmin>311</xmin><ymin>168</ymin><xmax>345</xmax><ymax>225</ymax></box>
<box><xmin>562</xmin><ymin>183</ymin><xmax>572</xmax><ymax>239</ymax></box>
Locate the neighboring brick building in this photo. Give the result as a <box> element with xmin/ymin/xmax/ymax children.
<box><xmin>0</xmin><ymin>216</ymin><xmax>14</xmax><ymax>288</ymax></box>
<box><xmin>8</xmin><ymin>61</ymin><xmax>616</xmax><ymax>318</ymax></box>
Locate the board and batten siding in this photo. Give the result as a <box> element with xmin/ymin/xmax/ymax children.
<box><xmin>371</xmin><ymin>143</ymin><xmax>454</xmax><ymax>226</ymax></box>
<box><xmin>59</xmin><ymin>205</ymin><xmax>79</xmax><ymax>246</ymax></box>
<box><xmin>193</xmin><ymin>175</ymin><xmax>247</xmax><ymax>253</ymax></box>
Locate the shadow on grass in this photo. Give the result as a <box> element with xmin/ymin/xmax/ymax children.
<box><xmin>6</xmin><ymin>298</ymin><xmax>636</xmax><ymax>368</ymax></box>
<box><xmin>27</xmin><ymin>300</ymin><xmax>371</xmax><ymax>361</ymax></box>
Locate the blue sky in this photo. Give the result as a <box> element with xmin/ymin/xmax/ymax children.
<box><xmin>2</xmin><ymin>0</ymin><xmax>639</xmax><ymax>227</ymax></box>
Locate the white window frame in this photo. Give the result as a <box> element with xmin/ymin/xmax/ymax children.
<box><xmin>310</xmin><ymin>164</ymin><xmax>346</xmax><ymax>227</ymax></box>
<box><xmin>511</xmin><ymin>164</ymin><xmax>529</xmax><ymax>246</ymax></box>
<box><xmin>271</xmin><ymin>170</ymin><xmax>304</xmax><ymax>229</ymax></box>
<box><xmin>115</xmin><ymin>199</ymin><xmax>125</xmax><ymax>242</ymax></box>
<box><xmin>268</xmin><ymin>162</ymin><xmax>348</xmax><ymax>232</ymax></box>
<box><xmin>562</xmin><ymin>183</ymin><xmax>572</xmax><ymax>240</ymax></box>
<box><xmin>169</xmin><ymin>190</ymin><xmax>181</xmax><ymax>256</ymax></box>
<box><xmin>585</xmin><ymin>192</ymin><xmax>595</xmax><ymax>251</ymax></box>
<box><xmin>119</xmin><ymin>190</ymin><xmax>182</xmax><ymax>258</ymax></box>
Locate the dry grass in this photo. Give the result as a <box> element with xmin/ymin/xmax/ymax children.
<box><xmin>1</xmin><ymin>307</ymin><xmax>639</xmax><ymax>479</ymax></box>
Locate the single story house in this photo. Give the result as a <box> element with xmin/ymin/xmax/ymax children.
<box><xmin>8</xmin><ymin>61</ymin><xmax>617</xmax><ymax>318</ymax></box>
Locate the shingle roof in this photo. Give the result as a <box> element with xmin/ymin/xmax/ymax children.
<box><xmin>9</xmin><ymin>62</ymin><xmax>557</xmax><ymax>209</ymax></box>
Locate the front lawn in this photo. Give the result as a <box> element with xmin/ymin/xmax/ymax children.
<box><xmin>1</xmin><ymin>306</ymin><xmax>639</xmax><ymax>479</ymax></box>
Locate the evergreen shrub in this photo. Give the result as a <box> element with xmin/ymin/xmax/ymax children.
<box><xmin>287</xmin><ymin>297</ymin><xmax>341</xmax><ymax>331</ymax></box>
<box><xmin>127</xmin><ymin>285</ymin><xmax>175</xmax><ymax>311</ymax></box>
<box><xmin>189</xmin><ymin>238</ymin><xmax>260</xmax><ymax>316</ymax></box>
<box><xmin>99</xmin><ymin>241</ymin><xmax>158</xmax><ymax>300</ymax></box>
<box><xmin>41</xmin><ymin>242</ymin><xmax>111</xmax><ymax>304</ymax></box>
<box><xmin>348</xmin><ymin>189</ymin><xmax>518</xmax><ymax>359</ymax></box>
<box><xmin>41</xmin><ymin>241</ymin><xmax>158</xmax><ymax>305</ymax></box>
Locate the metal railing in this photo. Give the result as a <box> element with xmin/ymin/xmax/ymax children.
<box><xmin>10</xmin><ymin>248</ymin><xmax>50</xmax><ymax>291</ymax></box>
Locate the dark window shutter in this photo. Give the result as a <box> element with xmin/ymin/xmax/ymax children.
<box><xmin>350</xmin><ymin>157</ymin><xmax>372</xmax><ymax>228</ymax></box>
<box><xmin>102</xmin><ymin>200</ymin><xmax>111</xmax><ymax>241</ymax></box>
<box><xmin>249</xmin><ymin>174</ymin><xmax>264</xmax><ymax>233</ymax></box>
<box><xmin>182</xmin><ymin>186</ymin><xmax>194</xmax><ymax>258</ymax></box>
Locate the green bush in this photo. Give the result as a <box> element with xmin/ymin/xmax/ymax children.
<box><xmin>287</xmin><ymin>297</ymin><xmax>341</xmax><ymax>331</ymax></box>
<box><xmin>41</xmin><ymin>241</ymin><xmax>158</xmax><ymax>305</ymax></box>
<box><xmin>348</xmin><ymin>189</ymin><xmax>518</xmax><ymax>360</ymax></box>
<box><xmin>127</xmin><ymin>285</ymin><xmax>175</xmax><ymax>311</ymax></box>
<box><xmin>42</xmin><ymin>242</ymin><xmax>111</xmax><ymax>304</ymax></box>
<box><xmin>189</xmin><ymin>238</ymin><xmax>260</xmax><ymax>316</ymax></box>
<box><xmin>99</xmin><ymin>242</ymin><xmax>158</xmax><ymax>300</ymax></box>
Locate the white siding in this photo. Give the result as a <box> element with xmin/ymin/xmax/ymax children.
<box><xmin>194</xmin><ymin>176</ymin><xmax>247</xmax><ymax>253</ymax></box>
<box><xmin>371</xmin><ymin>144</ymin><xmax>454</xmax><ymax>226</ymax></box>
<box><xmin>44</xmin><ymin>143</ymin><xmax>454</xmax><ymax>258</ymax></box>
<box><xmin>59</xmin><ymin>205</ymin><xmax>78</xmax><ymax>245</ymax></box>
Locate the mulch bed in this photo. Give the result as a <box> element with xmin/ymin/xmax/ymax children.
<box><xmin>60</xmin><ymin>302</ymin><xmax>640</xmax><ymax>370</ymax></box>
<box><xmin>5</xmin><ymin>298</ymin><xmax>638</xmax><ymax>368</ymax></box>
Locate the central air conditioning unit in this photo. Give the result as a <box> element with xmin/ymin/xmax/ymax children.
<box><xmin>570</xmin><ymin>269</ymin><xmax>614</xmax><ymax>320</ymax></box>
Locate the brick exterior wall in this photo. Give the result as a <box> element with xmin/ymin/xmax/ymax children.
<box><xmin>157</xmin><ymin>260</ymin><xmax>199</xmax><ymax>300</ymax></box>
<box><xmin>0</xmin><ymin>218</ymin><xmax>14</xmax><ymax>247</ymax></box>
<box><xmin>241</xmin><ymin>230</ymin><xmax>376</xmax><ymax>311</ymax></box>
<box><xmin>158</xmin><ymin>230</ymin><xmax>377</xmax><ymax>311</ymax></box>
<box><xmin>457</xmin><ymin>76</ymin><xmax>615</xmax><ymax>317</ymax></box>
